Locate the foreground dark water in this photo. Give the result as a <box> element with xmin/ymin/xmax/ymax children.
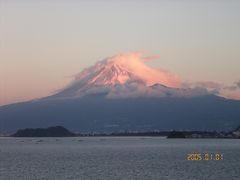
<box><xmin>0</xmin><ymin>137</ymin><xmax>239</xmax><ymax>180</ymax></box>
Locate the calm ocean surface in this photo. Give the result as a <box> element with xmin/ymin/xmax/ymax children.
<box><xmin>0</xmin><ymin>137</ymin><xmax>239</xmax><ymax>180</ymax></box>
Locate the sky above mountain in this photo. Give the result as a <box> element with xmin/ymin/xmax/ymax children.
<box><xmin>1</xmin><ymin>0</ymin><xmax>240</xmax><ymax>105</ymax></box>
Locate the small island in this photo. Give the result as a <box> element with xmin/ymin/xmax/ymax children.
<box><xmin>12</xmin><ymin>126</ymin><xmax>76</xmax><ymax>137</ymax></box>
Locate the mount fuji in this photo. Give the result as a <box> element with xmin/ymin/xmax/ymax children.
<box><xmin>1</xmin><ymin>53</ymin><xmax>240</xmax><ymax>133</ymax></box>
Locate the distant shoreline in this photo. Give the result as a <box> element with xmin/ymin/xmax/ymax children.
<box><xmin>5</xmin><ymin>126</ymin><xmax>240</xmax><ymax>139</ymax></box>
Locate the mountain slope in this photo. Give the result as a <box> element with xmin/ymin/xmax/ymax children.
<box><xmin>1</xmin><ymin>94</ymin><xmax>240</xmax><ymax>133</ymax></box>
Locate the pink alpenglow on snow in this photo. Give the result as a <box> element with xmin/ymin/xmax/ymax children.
<box><xmin>75</xmin><ymin>52</ymin><xmax>181</xmax><ymax>88</ymax></box>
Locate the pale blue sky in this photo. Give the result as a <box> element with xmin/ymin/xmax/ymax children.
<box><xmin>1</xmin><ymin>0</ymin><xmax>240</xmax><ymax>105</ymax></box>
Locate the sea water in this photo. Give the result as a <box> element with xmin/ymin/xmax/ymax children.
<box><xmin>0</xmin><ymin>137</ymin><xmax>239</xmax><ymax>180</ymax></box>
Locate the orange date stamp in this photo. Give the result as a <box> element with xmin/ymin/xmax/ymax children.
<box><xmin>187</xmin><ymin>153</ymin><xmax>224</xmax><ymax>161</ymax></box>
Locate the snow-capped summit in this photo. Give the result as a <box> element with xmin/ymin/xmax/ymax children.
<box><xmin>53</xmin><ymin>53</ymin><xmax>184</xmax><ymax>98</ymax></box>
<box><xmin>75</xmin><ymin>53</ymin><xmax>180</xmax><ymax>87</ymax></box>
